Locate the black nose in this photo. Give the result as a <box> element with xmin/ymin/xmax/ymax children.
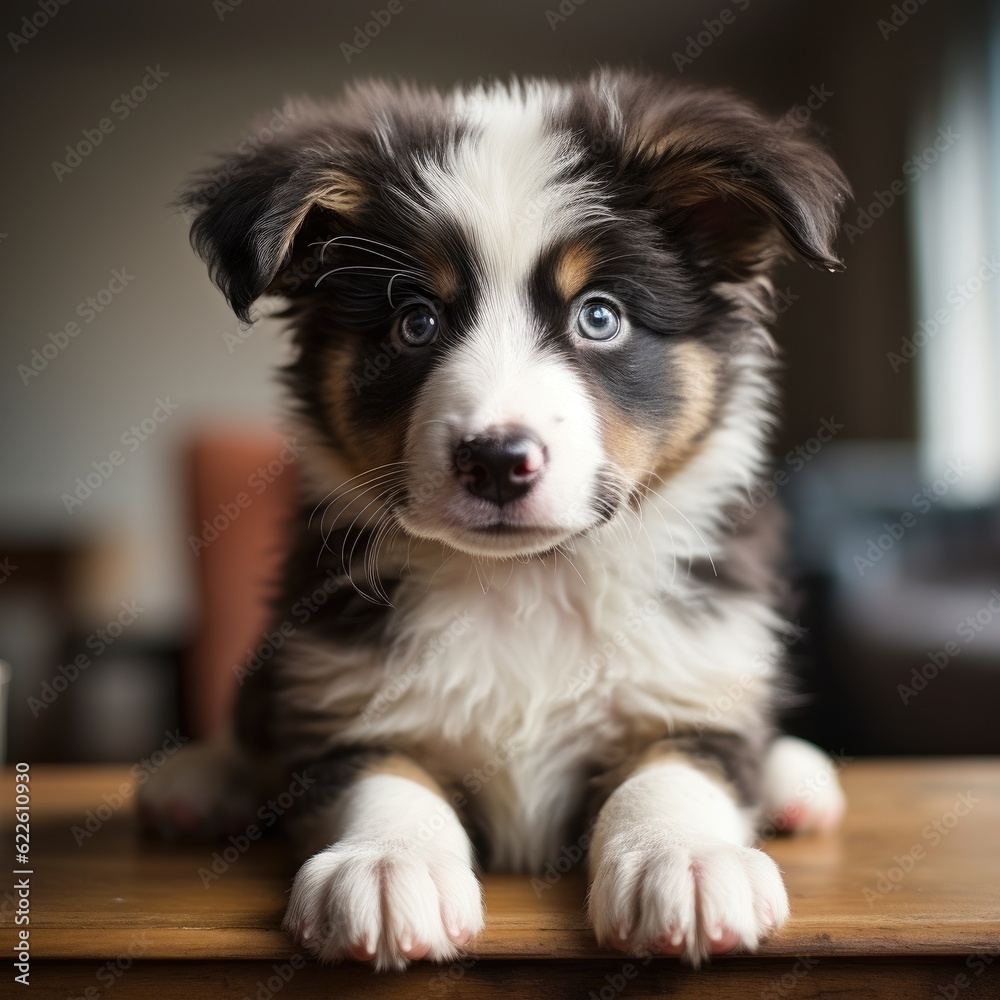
<box><xmin>454</xmin><ymin>432</ymin><xmax>545</xmax><ymax>506</ymax></box>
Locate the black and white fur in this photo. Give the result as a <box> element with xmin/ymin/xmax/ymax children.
<box><xmin>142</xmin><ymin>72</ymin><xmax>849</xmax><ymax>969</ymax></box>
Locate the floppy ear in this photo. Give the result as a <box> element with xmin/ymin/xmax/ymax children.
<box><xmin>180</xmin><ymin>108</ymin><xmax>368</xmax><ymax>323</ymax></box>
<box><xmin>611</xmin><ymin>78</ymin><xmax>850</xmax><ymax>278</ymax></box>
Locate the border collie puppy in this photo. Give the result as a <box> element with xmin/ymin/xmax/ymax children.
<box><xmin>143</xmin><ymin>71</ymin><xmax>850</xmax><ymax>970</ymax></box>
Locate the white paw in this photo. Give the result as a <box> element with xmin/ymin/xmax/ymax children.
<box><xmin>283</xmin><ymin>839</ymin><xmax>485</xmax><ymax>970</ymax></box>
<box><xmin>137</xmin><ymin>739</ymin><xmax>256</xmax><ymax>839</ymax></box>
<box><xmin>761</xmin><ymin>736</ymin><xmax>846</xmax><ymax>833</ymax></box>
<box><xmin>588</xmin><ymin>829</ymin><xmax>789</xmax><ymax>964</ymax></box>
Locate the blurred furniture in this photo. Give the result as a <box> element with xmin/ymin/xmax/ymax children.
<box><xmin>786</xmin><ymin>442</ymin><xmax>1000</xmax><ymax>755</ymax></box>
<box><xmin>183</xmin><ymin>428</ymin><xmax>298</xmax><ymax>738</ymax></box>
<box><xmin>3</xmin><ymin>760</ymin><xmax>999</xmax><ymax>998</ymax></box>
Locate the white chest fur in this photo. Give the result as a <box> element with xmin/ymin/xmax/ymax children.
<box><xmin>284</xmin><ymin>508</ymin><xmax>782</xmax><ymax>871</ymax></box>
<box><xmin>286</xmin><ymin>352</ymin><xmax>784</xmax><ymax>869</ymax></box>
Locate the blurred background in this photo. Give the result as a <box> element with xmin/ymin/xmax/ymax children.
<box><xmin>1</xmin><ymin>0</ymin><xmax>997</xmax><ymax>764</ymax></box>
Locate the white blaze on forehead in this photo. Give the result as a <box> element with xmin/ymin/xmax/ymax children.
<box><xmin>415</xmin><ymin>81</ymin><xmax>613</xmax><ymax>290</ymax></box>
<box><xmin>398</xmin><ymin>83</ymin><xmax>619</xmax><ymax>547</ymax></box>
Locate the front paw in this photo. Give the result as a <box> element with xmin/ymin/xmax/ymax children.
<box><xmin>283</xmin><ymin>839</ymin><xmax>485</xmax><ymax>970</ymax></box>
<box><xmin>137</xmin><ymin>739</ymin><xmax>255</xmax><ymax>840</ymax></box>
<box><xmin>588</xmin><ymin>830</ymin><xmax>789</xmax><ymax>964</ymax></box>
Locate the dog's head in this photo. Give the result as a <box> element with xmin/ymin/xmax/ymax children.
<box><xmin>184</xmin><ymin>73</ymin><xmax>847</xmax><ymax>559</ymax></box>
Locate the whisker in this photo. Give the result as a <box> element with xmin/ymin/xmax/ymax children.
<box><xmin>310</xmin><ymin>240</ymin><xmax>411</xmax><ymax>270</ymax></box>
<box><xmin>313</xmin><ymin>235</ymin><xmax>424</xmax><ymax>265</ymax></box>
<box><xmin>316</xmin><ymin>474</ymin><xmax>406</xmax><ymax>558</ymax></box>
<box><xmin>387</xmin><ymin>271</ymin><xmax>405</xmax><ymax>308</ymax></box>
<box><xmin>342</xmin><ymin>490</ymin><xmax>404</xmax><ymax>590</ymax></box>
<box><xmin>640</xmin><ymin>477</ymin><xmax>718</xmax><ymax>577</ymax></box>
<box><xmin>363</xmin><ymin>512</ymin><xmax>401</xmax><ymax>606</ymax></box>
<box><xmin>314</xmin><ymin>265</ymin><xmax>429</xmax><ymax>288</ymax></box>
<box><xmin>308</xmin><ymin>462</ymin><xmax>409</xmax><ymax>525</ymax></box>
<box><xmin>554</xmin><ymin>543</ymin><xmax>587</xmax><ymax>588</ymax></box>
<box><xmin>425</xmin><ymin>545</ymin><xmax>459</xmax><ymax>592</ymax></box>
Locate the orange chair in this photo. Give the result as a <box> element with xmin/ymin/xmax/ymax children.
<box><xmin>183</xmin><ymin>427</ymin><xmax>298</xmax><ymax>739</ymax></box>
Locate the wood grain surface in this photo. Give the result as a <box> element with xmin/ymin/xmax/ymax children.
<box><xmin>1</xmin><ymin>760</ymin><xmax>998</xmax><ymax>998</ymax></box>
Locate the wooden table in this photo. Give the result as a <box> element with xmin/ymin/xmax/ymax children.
<box><xmin>1</xmin><ymin>761</ymin><xmax>998</xmax><ymax>998</ymax></box>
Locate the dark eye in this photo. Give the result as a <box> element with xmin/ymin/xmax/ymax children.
<box><xmin>398</xmin><ymin>303</ymin><xmax>440</xmax><ymax>347</ymax></box>
<box><xmin>576</xmin><ymin>299</ymin><xmax>621</xmax><ymax>341</ymax></box>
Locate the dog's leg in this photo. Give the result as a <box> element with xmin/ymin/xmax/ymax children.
<box><xmin>283</xmin><ymin>752</ymin><xmax>484</xmax><ymax>970</ymax></box>
<box><xmin>136</xmin><ymin>734</ymin><xmax>258</xmax><ymax>839</ymax></box>
<box><xmin>587</xmin><ymin>744</ymin><xmax>788</xmax><ymax>964</ymax></box>
<box><xmin>760</xmin><ymin>735</ymin><xmax>846</xmax><ymax>833</ymax></box>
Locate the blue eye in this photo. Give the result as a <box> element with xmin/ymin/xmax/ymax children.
<box><xmin>398</xmin><ymin>303</ymin><xmax>440</xmax><ymax>346</ymax></box>
<box><xmin>576</xmin><ymin>299</ymin><xmax>621</xmax><ymax>341</ymax></box>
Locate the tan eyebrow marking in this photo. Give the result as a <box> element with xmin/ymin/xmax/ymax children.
<box><xmin>554</xmin><ymin>242</ymin><xmax>597</xmax><ymax>301</ymax></box>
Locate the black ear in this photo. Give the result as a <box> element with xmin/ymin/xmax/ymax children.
<box><xmin>606</xmin><ymin>76</ymin><xmax>851</xmax><ymax>277</ymax></box>
<box><xmin>180</xmin><ymin>106</ymin><xmax>367</xmax><ymax>323</ymax></box>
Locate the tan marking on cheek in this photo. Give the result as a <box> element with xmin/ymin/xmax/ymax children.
<box><xmin>594</xmin><ymin>341</ymin><xmax>720</xmax><ymax>487</ymax></box>
<box><xmin>363</xmin><ymin>754</ymin><xmax>448</xmax><ymax>800</ymax></box>
<box><xmin>314</xmin><ymin>170</ymin><xmax>368</xmax><ymax>216</ymax></box>
<box><xmin>554</xmin><ymin>243</ymin><xmax>597</xmax><ymax>301</ymax></box>
<box><xmin>321</xmin><ymin>344</ymin><xmax>408</xmax><ymax>476</ymax></box>
<box><xmin>651</xmin><ymin>341</ymin><xmax>720</xmax><ymax>480</ymax></box>
<box><xmin>597</xmin><ymin>403</ymin><xmax>659</xmax><ymax>480</ymax></box>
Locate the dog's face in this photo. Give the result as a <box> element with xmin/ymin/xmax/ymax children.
<box><xmin>185</xmin><ymin>74</ymin><xmax>847</xmax><ymax>558</ymax></box>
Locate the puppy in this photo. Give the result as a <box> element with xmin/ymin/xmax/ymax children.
<box><xmin>142</xmin><ymin>71</ymin><xmax>849</xmax><ymax>970</ymax></box>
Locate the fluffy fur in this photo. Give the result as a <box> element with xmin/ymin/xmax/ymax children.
<box><xmin>141</xmin><ymin>71</ymin><xmax>850</xmax><ymax>970</ymax></box>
